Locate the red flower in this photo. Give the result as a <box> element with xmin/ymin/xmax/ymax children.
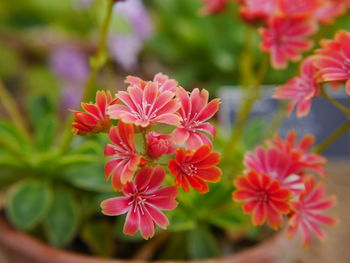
<box><xmin>168</xmin><ymin>145</ymin><xmax>222</xmax><ymax>194</ymax></box>
<box><xmin>244</xmin><ymin>146</ymin><xmax>304</xmax><ymax>194</ymax></box>
<box><xmin>146</xmin><ymin>131</ymin><xmax>176</xmax><ymax>158</ymax></box>
<box><xmin>274</xmin><ymin>56</ymin><xmax>320</xmax><ymax>117</ymax></box>
<box><xmin>233</xmin><ymin>170</ymin><xmax>291</xmax><ymax>229</ymax></box>
<box><xmin>172</xmin><ymin>87</ymin><xmax>220</xmax><ymax>150</ymax></box>
<box><xmin>259</xmin><ymin>16</ymin><xmax>317</xmax><ymax>69</ymax></box>
<box><xmin>287</xmin><ymin>176</ymin><xmax>337</xmax><ymax>247</ymax></box>
<box><xmin>101</xmin><ymin>166</ymin><xmax>178</xmax><ymax>239</ymax></box>
<box><xmin>268</xmin><ymin>131</ymin><xmax>327</xmax><ymax>176</ymax></box>
<box><xmin>108</xmin><ymin>75</ymin><xmax>181</xmax><ymax>127</ymax></box>
<box><xmin>104</xmin><ymin>121</ymin><xmax>141</xmax><ymax>190</ymax></box>
<box><xmin>71</xmin><ymin>90</ymin><xmax>118</xmax><ymax>136</ymax></box>
<box><xmin>314</xmin><ymin>30</ymin><xmax>350</xmax><ymax>95</ymax></box>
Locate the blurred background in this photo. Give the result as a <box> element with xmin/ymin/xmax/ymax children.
<box><xmin>1</xmin><ymin>0</ymin><xmax>350</xmax><ymax>262</ymax></box>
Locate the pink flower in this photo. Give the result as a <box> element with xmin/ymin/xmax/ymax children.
<box><xmin>125</xmin><ymin>73</ymin><xmax>178</xmax><ymax>93</ymax></box>
<box><xmin>146</xmin><ymin>131</ymin><xmax>176</xmax><ymax>158</ymax></box>
<box><xmin>314</xmin><ymin>30</ymin><xmax>350</xmax><ymax>95</ymax></box>
<box><xmin>244</xmin><ymin>147</ymin><xmax>304</xmax><ymax>194</ymax></box>
<box><xmin>274</xmin><ymin>57</ymin><xmax>320</xmax><ymax>117</ymax></box>
<box><xmin>239</xmin><ymin>0</ymin><xmax>279</xmax><ymax>24</ymax></box>
<box><xmin>172</xmin><ymin>88</ymin><xmax>220</xmax><ymax>150</ymax></box>
<box><xmin>71</xmin><ymin>91</ymin><xmax>118</xmax><ymax>136</ymax></box>
<box><xmin>268</xmin><ymin>131</ymin><xmax>327</xmax><ymax>176</ymax></box>
<box><xmin>108</xmin><ymin>75</ymin><xmax>181</xmax><ymax>127</ymax></box>
<box><xmin>313</xmin><ymin>0</ymin><xmax>347</xmax><ymax>24</ymax></box>
<box><xmin>259</xmin><ymin>16</ymin><xmax>317</xmax><ymax>69</ymax></box>
<box><xmin>104</xmin><ymin>121</ymin><xmax>141</xmax><ymax>190</ymax></box>
<box><xmin>287</xmin><ymin>176</ymin><xmax>337</xmax><ymax>247</ymax></box>
<box><xmin>233</xmin><ymin>170</ymin><xmax>291</xmax><ymax>229</ymax></box>
<box><xmin>101</xmin><ymin>166</ymin><xmax>178</xmax><ymax>239</ymax></box>
<box><xmin>278</xmin><ymin>0</ymin><xmax>321</xmax><ymax>17</ymax></box>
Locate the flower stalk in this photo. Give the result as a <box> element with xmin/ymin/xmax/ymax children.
<box><xmin>320</xmin><ymin>86</ymin><xmax>350</xmax><ymax>116</ymax></box>
<box><xmin>0</xmin><ymin>79</ymin><xmax>30</xmax><ymax>141</ymax></box>
<box><xmin>223</xmin><ymin>54</ymin><xmax>268</xmax><ymax>157</ymax></box>
<box><xmin>314</xmin><ymin>121</ymin><xmax>350</xmax><ymax>154</ymax></box>
<box><xmin>58</xmin><ymin>0</ymin><xmax>115</xmax><ymax>155</ymax></box>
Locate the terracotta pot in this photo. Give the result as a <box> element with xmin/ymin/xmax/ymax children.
<box><xmin>0</xmin><ymin>216</ymin><xmax>297</xmax><ymax>263</ymax></box>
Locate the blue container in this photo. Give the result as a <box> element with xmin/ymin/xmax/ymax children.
<box><xmin>218</xmin><ymin>87</ymin><xmax>350</xmax><ymax>157</ymax></box>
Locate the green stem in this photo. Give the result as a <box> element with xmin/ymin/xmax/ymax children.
<box><xmin>82</xmin><ymin>0</ymin><xmax>114</xmax><ymax>102</ymax></box>
<box><xmin>0</xmin><ymin>79</ymin><xmax>30</xmax><ymax>141</ymax></box>
<box><xmin>320</xmin><ymin>86</ymin><xmax>350</xmax><ymax>116</ymax></box>
<box><xmin>57</xmin><ymin>0</ymin><xmax>115</xmax><ymax>155</ymax></box>
<box><xmin>223</xmin><ymin>54</ymin><xmax>268</xmax><ymax>158</ymax></box>
<box><xmin>314</xmin><ymin>121</ymin><xmax>350</xmax><ymax>154</ymax></box>
<box><xmin>263</xmin><ymin>101</ymin><xmax>288</xmax><ymax>139</ymax></box>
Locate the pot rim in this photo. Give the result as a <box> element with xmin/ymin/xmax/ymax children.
<box><xmin>0</xmin><ymin>215</ymin><xmax>292</xmax><ymax>263</ymax></box>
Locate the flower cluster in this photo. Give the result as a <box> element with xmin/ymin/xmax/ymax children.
<box><xmin>71</xmin><ymin>73</ymin><xmax>221</xmax><ymax>239</ymax></box>
<box><xmin>275</xmin><ymin>30</ymin><xmax>350</xmax><ymax>117</ymax></box>
<box><xmin>233</xmin><ymin>131</ymin><xmax>336</xmax><ymax>247</ymax></box>
<box><xmin>205</xmin><ymin>0</ymin><xmax>349</xmax><ymax>69</ymax></box>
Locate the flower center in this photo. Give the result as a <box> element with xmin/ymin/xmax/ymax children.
<box><xmin>129</xmin><ymin>192</ymin><xmax>147</xmax><ymax>215</ymax></box>
<box><xmin>180</xmin><ymin>163</ymin><xmax>197</xmax><ymax>176</ymax></box>
<box><xmin>256</xmin><ymin>191</ymin><xmax>269</xmax><ymax>202</ymax></box>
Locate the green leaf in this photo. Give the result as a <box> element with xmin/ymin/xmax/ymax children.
<box><xmin>0</xmin><ymin>120</ymin><xmax>29</xmax><ymax>153</ymax></box>
<box><xmin>6</xmin><ymin>179</ymin><xmax>52</xmax><ymax>230</ymax></box>
<box><xmin>81</xmin><ymin>219</ymin><xmax>114</xmax><ymax>257</ymax></box>
<box><xmin>62</xmin><ymin>164</ymin><xmax>111</xmax><ymax>192</ymax></box>
<box><xmin>44</xmin><ymin>189</ymin><xmax>79</xmax><ymax>247</ymax></box>
<box><xmin>187</xmin><ymin>226</ymin><xmax>220</xmax><ymax>259</ymax></box>
<box><xmin>208</xmin><ymin>207</ymin><xmax>247</xmax><ymax>231</ymax></box>
<box><xmin>167</xmin><ymin>210</ymin><xmax>196</xmax><ymax>232</ymax></box>
<box><xmin>35</xmin><ymin>115</ymin><xmax>57</xmax><ymax>151</ymax></box>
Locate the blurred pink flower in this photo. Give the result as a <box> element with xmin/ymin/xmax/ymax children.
<box><xmin>314</xmin><ymin>30</ymin><xmax>350</xmax><ymax>94</ymax></box>
<box><xmin>104</xmin><ymin>121</ymin><xmax>141</xmax><ymax>190</ymax></box>
<box><xmin>101</xmin><ymin>166</ymin><xmax>178</xmax><ymax>239</ymax></box>
<box><xmin>146</xmin><ymin>131</ymin><xmax>176</xmax><ymax>158</ymax></box>
<box><xmin>244</xmin><ymin>146</ymin><xmax>304</xmax><ymax>194</ymax></box>
<box><xmin>278</xmin><ymin>0</ymin><xmax>321</xmax><ymax>17</ymax></box>
<box><xmin>313</xmin><ymin>0</ymin><xmax>347</xmax><ymax>24</ymax></box>
<box><xmin>259</xmin><ymin>16</ymin><xmax>317</xmax><ymax>69</ymax></box>
<box><xmin>239</xmin><ymin>0</ymin><xmax>278</xmax><ymax>24</ymax></box>
<box><xmin>274</xmin><ymin>56</ymin><xmax>320</xmax><ymax>117</ymax></box>
<box><xmin>268</xmin><ymin>131</ymin><xmax>327</xmax><ymax>177</ymax></box>
<box><xmin>288</xmin><ymin>176</ymin><xmax>337</xmax><ymax>247</ymax></box>
<box><xmin>108</xmin><ymin>77</ymin><xmax>181</xmax><ymax>127</ymax></box>
<box><xmin>172</xmin><ymin>88</ymin><xmax>220</xmax><ymax>150</ymax></box>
